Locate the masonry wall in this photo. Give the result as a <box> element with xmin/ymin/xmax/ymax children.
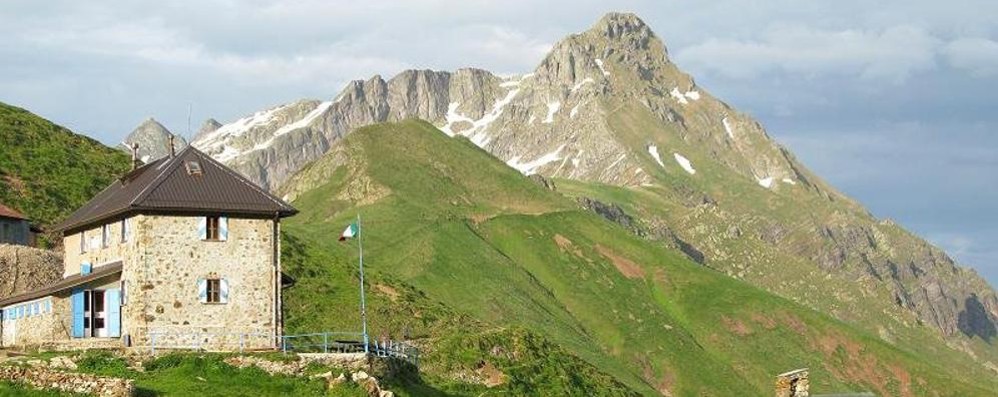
<box><xmin>1</xmin><ymin>296</ymin><xmax>68</xmax><ymax>347</ymax></box>
<box><xmin>124</xmin><ymin>215</ymin><xmax>279</xmax><ymax>350</ymax></box>
<box><xmin>64</xmin><ymin>218</ymin><xmax>134</xmax><ymax>278</ymax></box>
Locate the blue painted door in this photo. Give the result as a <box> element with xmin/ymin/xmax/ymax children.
<box><xmin>71</xmin><ymin>288</ymin><xmax>84</xmax><ymax>338</ymax></box>
<box><xmin>106</xmin><ymin>289</ymin><xmax>121</xmax><ymax>338</ymax></box>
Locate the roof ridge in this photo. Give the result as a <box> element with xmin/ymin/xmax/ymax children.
<box><xmin>191</xmin><ymin>148</ymin><xmax>293</xmax><ymax>211</ymax></box>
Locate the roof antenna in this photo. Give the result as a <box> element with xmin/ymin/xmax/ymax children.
<box><xmin>187</xmin><ymin>102</ymin><xmax>192</xmax><ymax>140</ymax></box>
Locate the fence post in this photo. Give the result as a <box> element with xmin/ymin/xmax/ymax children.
<box><xmin>281</xmin><ymin>336</ymin><xmax>287</xmax><ymax>353</ymax></box>
<box><xmin>323</xmin><ymin>333</ymin><xmax>329</xmax><ymax>354</ymax></box>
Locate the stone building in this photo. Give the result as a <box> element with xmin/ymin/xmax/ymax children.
<box><xmin>0</xmin><ymin>146</ymin><xmax>297</xmax><ymax>350</ymax></box>
<box><xmin>0</xmin><ymin>203</ymin><xmax>39</xmax><ymax>247</ymax></box>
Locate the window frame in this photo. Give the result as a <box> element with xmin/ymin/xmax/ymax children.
<box><xmin>120</xmin><ymin>218</ymin><xmax>128</xmax><ymax>243</ymax></box>
<box><xmin>205</xmin><ymin>216</ymin><xmax>221</xmax><ymax>241</ymax></box>
<box><xmin>101</xmin><ymin>224</ymin><xmax>110</xmax><ymax>248</ymax></box>
<box><xmin>205</xmin><ymin>278</ymin><xmax>222</xmax><ymax>304</ymax></box>
<box><xmin>80</xmin><ymin>230</ymin><xmax>87</xmax><ymax>253</ymax></box>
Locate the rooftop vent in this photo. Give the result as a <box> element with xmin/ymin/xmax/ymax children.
<box><xmin>185</xmin><ymin>161</ymin><xmax>203</xmax><ymax>176</ymax></box>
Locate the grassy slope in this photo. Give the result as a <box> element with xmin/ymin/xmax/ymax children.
<box><xmin>278</xmin><ymin>119</ymin><xmax>995</xmax><ymax>396</ymax></box>
<box><xmin>581</xmin><ymin>98</ymin><xmax>998</xmax><ymax>380</ymax></box>
<box><xmin>0</xmin><ymin>102</ymin><xmax>131</xmax><ymax>231</ymax></box>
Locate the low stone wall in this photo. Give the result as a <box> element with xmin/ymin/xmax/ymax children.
<box><xmin>0</xmin><ymin>365</ymin><xmax>133</xmax><ymax>397</ymax></box>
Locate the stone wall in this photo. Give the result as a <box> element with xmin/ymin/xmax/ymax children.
<box><xmin>124</xmin><ymin>215</ymin><xmax>279</xmax><ymax>350</ymax></box>
<box><xmin>0</xmin><ymin>365</ymin><xmax>133</xmax><ymax>397</ymax></box>
<box><xmin>0</xmin><ymin>244</ymin><xmax>62</xmax><ymax>298</ymax></box>
<box><xmin>775</xmin><ymin>368</ymin><xmax>809</xmax><ymax>397</ymax></box>
<box><xmin>64</xmin><ymin>218</ymin><xmax>133</xmax><ymax>278</ymax></box>
<box><xmin>1</xmin><ymin>295</ymin><xmax>68</xmax><ymax>347</ymax></box>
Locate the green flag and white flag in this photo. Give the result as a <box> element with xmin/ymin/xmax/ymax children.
<box><xmin>339</xmin><ymin>222</ymin><xmax>359</xmax><ymax>241</ymax></box>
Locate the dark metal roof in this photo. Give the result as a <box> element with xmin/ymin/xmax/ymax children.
<box><xmin>0</xmin><ymin>261</ymin><xmax>123</xmax><ymax>307</ymax></box>
<box><xmin>0</xmin><ymin>203</ymin><xmax>27</xmax><ymax>221</ymax></box>
<box><xmin>56</xmin><ymin>146</ymin><xmax>297</xmax><ymax>233</ymax></box>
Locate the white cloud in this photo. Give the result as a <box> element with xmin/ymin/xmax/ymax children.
<box><xmin>943</xmin><ymin>38</ymin><xmax>998</xmax><ymax>77</ymax></box>
<box><xmin>675</xmin><ymin>25</ymin><xmax>941</xmax><ymax>83</ymax></box>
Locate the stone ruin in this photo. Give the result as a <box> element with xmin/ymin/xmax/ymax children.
<box><xmin>776</xmin><ymin>368</ymin><xmax>809</xmax><ymax>397</ymax></box>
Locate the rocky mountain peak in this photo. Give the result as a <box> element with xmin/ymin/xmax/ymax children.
<box><xmin>193</xmin><ymin>118</ymin><xmax>223</xmax><ymax>142</ymax></box>
<box><xmin>120</xmin><ymin>117</ymin><xmax>187</xmax><ymax>162</ymax></box>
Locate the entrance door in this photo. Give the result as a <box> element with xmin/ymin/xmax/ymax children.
<box><xmin>83</xmin><ymin>290</ymin><xmax>107</xmax><ymax>338</ymax></box>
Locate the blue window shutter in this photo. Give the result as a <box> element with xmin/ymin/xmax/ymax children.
<box><xmin>220</xmin><ymin>279</ymin><xmax>230</xmax><ymax>304</ymax></box>
<box><xmin>106</xmin><ymin>289</ymin><xmax>121</xmax><ymax>338</ymax></box>
<box><xmin>219</xmin><ymin>217</ymin><xmax>229</xmax><ymax>241</ymax></box>
<box><xmin>198</xmin><ymin>278</ymin><xmax>207</xmax><ymax>303</ymax></box>
<box><xmin>81</xmin><ymin>262</ymin><xmax>92</xmax><ymax>275</ymax></box>
<box><xmin>71</xmin><ymin>289</ymin><xmax>85</xmax><ymax>338</ymax></box>
<box><xmin>198</xmin><ymin>217</ymin><xmax>207</xmax><ymax>240</ymax></box>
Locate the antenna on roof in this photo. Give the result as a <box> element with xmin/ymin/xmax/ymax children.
<box><xmin>187</xmin><ymin>102</ymin><xmax>192</xmax><ymax>139</ymax></box>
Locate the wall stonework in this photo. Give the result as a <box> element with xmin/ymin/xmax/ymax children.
<box><xmin>124</xmin><ymin>215</ymin><xmax>279</xmax><ymax>349</ymax></box>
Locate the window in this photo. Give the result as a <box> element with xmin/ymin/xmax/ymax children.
<box><xmin>80</xmin><ymin>230</ymin><xmax>87</xmax><ymax>253</ymax></box>
<box><xmin>120</xmin><ymin>218</ymin><xmax>130</xmax><ymax>243</ymax></box>
<box><xmin>206</xmin><ymin>278</ymin><xmax>221</xmax><ymax>303</ymax></box>
<box><xmin>101</xmin><ymin>224</ymin><xmax>110</xmax><ymax>248</ymax></box>
<box><xmin>206</xmin><ymin>216</ymin><xmax>220</xmax><ymax>240</ymax></box>
<box><xmin>186</xmin><ymin>161</ymin><xmax>203</xmax><ymax>176</ymax></box>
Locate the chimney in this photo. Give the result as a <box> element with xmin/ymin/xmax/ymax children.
<box><xmin>130</xmin><ymin>143</ymin><xmax>141</xmax><ymax>170</ymax></box>
<box><xmin>168</xmin><ymin>134</ymin><xmax>176</xmax><ymax>158</ymax></box>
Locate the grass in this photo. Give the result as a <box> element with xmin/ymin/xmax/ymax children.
<box><xmin>0</xmin><ymin>102</ymin><xmax>131</xmax><ymax>243</ymax></box>
<box><xmin>276</xmin><ymin>119</ymin><xmax>998</xmax><ymax>396</ymax></box>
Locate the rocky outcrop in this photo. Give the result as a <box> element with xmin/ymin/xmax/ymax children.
<box><xmin>119</xmin><ymin>118</ymin><xmax>187</xmax><ymax>162</ymax></box>
<box><xmin>0</xmin><ymin>244</ymin><xmax>61</xmax><ymax>299</ymax></box>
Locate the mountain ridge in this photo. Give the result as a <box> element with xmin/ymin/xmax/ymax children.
<box><xmin>183</xmin><ymin>11</ymin><xmax>997</xmax><ymax>376</ymax></box>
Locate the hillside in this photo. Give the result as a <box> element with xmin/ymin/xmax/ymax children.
<box><xmin>277</xmin><ymin>119</ymin><xmax>998</xmax><ymax>396</ymax></box>
<box><xmin>0</xmin><ymin>102</ymin><xmax>131</xmax><ymax>236</ymax></box>
<box><xmin>186</xmin><ymin>12</ymin><xmax>998</xmax><ymax>376</ymax></box>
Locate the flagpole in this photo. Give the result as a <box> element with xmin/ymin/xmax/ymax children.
<box><xmin>357</xmin><ymin>213</ymin><xmax>369</xmax><ymax>354</ymax></box>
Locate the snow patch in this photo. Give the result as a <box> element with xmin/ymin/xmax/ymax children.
<box><xmin>673</xmin><ymin>153</ymin><xmax>696</xmax><ymax>175</ymax></box>
<box><xmin>251</xmin><ymin>100</ymin><xmax>335</xmax><ymax>152</ymax></box>
<box><xmin>528</xmin><ymin>115</ymin><xmax>536</xmax><ymax>124</ymax></box>
<box><xmin>647</xmin><ymin>145</ymin><xmax>665</xmax><ymax>167</ymax></box>
<box><xmin>722</xmin><ymin>117</ymin><xmax>735</xmax><ymax>139</ymax></box>
<box><xmin>543</xmin><ymin>102</ymin><xmax>561</xmax><ymax>123</ymax></box>
<box><xmin>439</xmin><ymin>88</ymin><xmax>521</xmax><ymax>147</ymax></box>
<box><xmin>570</xmin><ymin>103</ymin><xmax>581</xmax><ymax>119</ymax></box>
<box><xmin>506</xmin><ymin>144</ymin><xmax>566</xmax><ymax>175</ymax></box>
<box><xmin>594</xmin><ymin>59</ymin><xmax>610</xmax><ymax>76</ymax></box>
<box><xmin>670</xmin><ymin>88</ymin><xmax>689</xmax><ymax>105</ymax></box>
<box><xmin>670</xmin><ymin>88</ymin><xmax>701</xmax><ymax>104</ymax></box>
<box><xmin>571</xmin><ymin>78</ymin><xmax>594</xmax><ymax>92</ymax></box>
<box><xmin>782</xmin><ymin>178</ymin><xmax>797</xmax><ymax>185</ymax></box>
<box><xmin>499</xmin><ymin>73</ymin><xmax>534</xmax><ymax>88</ymax></box>
<box><xmin>757</xmin><ymin>177</ymin><xmax>775</xmax><ymax>188</ymax></box>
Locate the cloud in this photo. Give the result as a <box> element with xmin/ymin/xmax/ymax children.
<box><xmin>675</xmin><ymin>25</ymin><xmax>944</xmax><ymax>83</ymax></box>
<box><xmin>943</xmin><ymin>38</ymin><xmax>998</xmax><ymax>77</ymax></box>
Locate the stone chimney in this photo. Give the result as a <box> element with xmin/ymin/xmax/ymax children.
<box><xmin>775</xmin><ymin>368</ymin><xmax>809</xmax><ymax>397</ymax></box>
<box><xmin>130</xmin><ymin>143</ymin><xmax>141</xmax><ymax>170</ymax></box>
<box><xmin>168</xmin><ymin>134</ymin><xmax>176</xmax><ymax>158</ymax></box>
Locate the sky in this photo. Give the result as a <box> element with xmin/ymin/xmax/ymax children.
<box><xmin>2</xmin><ymin>0</ymin><xmax>997</xmax><ymax>285</ymax></box>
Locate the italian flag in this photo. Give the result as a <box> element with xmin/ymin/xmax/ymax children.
<box><xmin>339</xmin><ymin>222</ymin><xmax>359</xmax><ymax>241</ymax></box>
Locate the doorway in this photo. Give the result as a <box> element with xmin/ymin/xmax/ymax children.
<box><xmin>83</xmin><ymin>290</ymin><xmax>107</xmax><ymax>338</ymax></box>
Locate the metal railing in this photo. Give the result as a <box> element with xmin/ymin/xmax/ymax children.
<box><xmin>279</xmin><ymin>332</ymin><xmax>365</xmax><ymax>354</ymax></box>
<box><xmin>146</xmin><ymin>330</ymin><xmax>420</xmax><ymax>368</ymax></box>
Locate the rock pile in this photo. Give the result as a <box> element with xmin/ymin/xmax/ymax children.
<box><xmin>0</xmin><ymin>365</ymin><xmax>133</xmax><ymax>397</ymax></box>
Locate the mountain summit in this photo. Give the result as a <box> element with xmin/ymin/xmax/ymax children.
<box><xmin>120</xmin><ymin>117</ymin><xmax>187</xmax><ymax>162</ymax></box>
<box><xmin>189</xmin><ymin>12</ymin><xmax>998</xmax><ymax>374</ymax></box>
